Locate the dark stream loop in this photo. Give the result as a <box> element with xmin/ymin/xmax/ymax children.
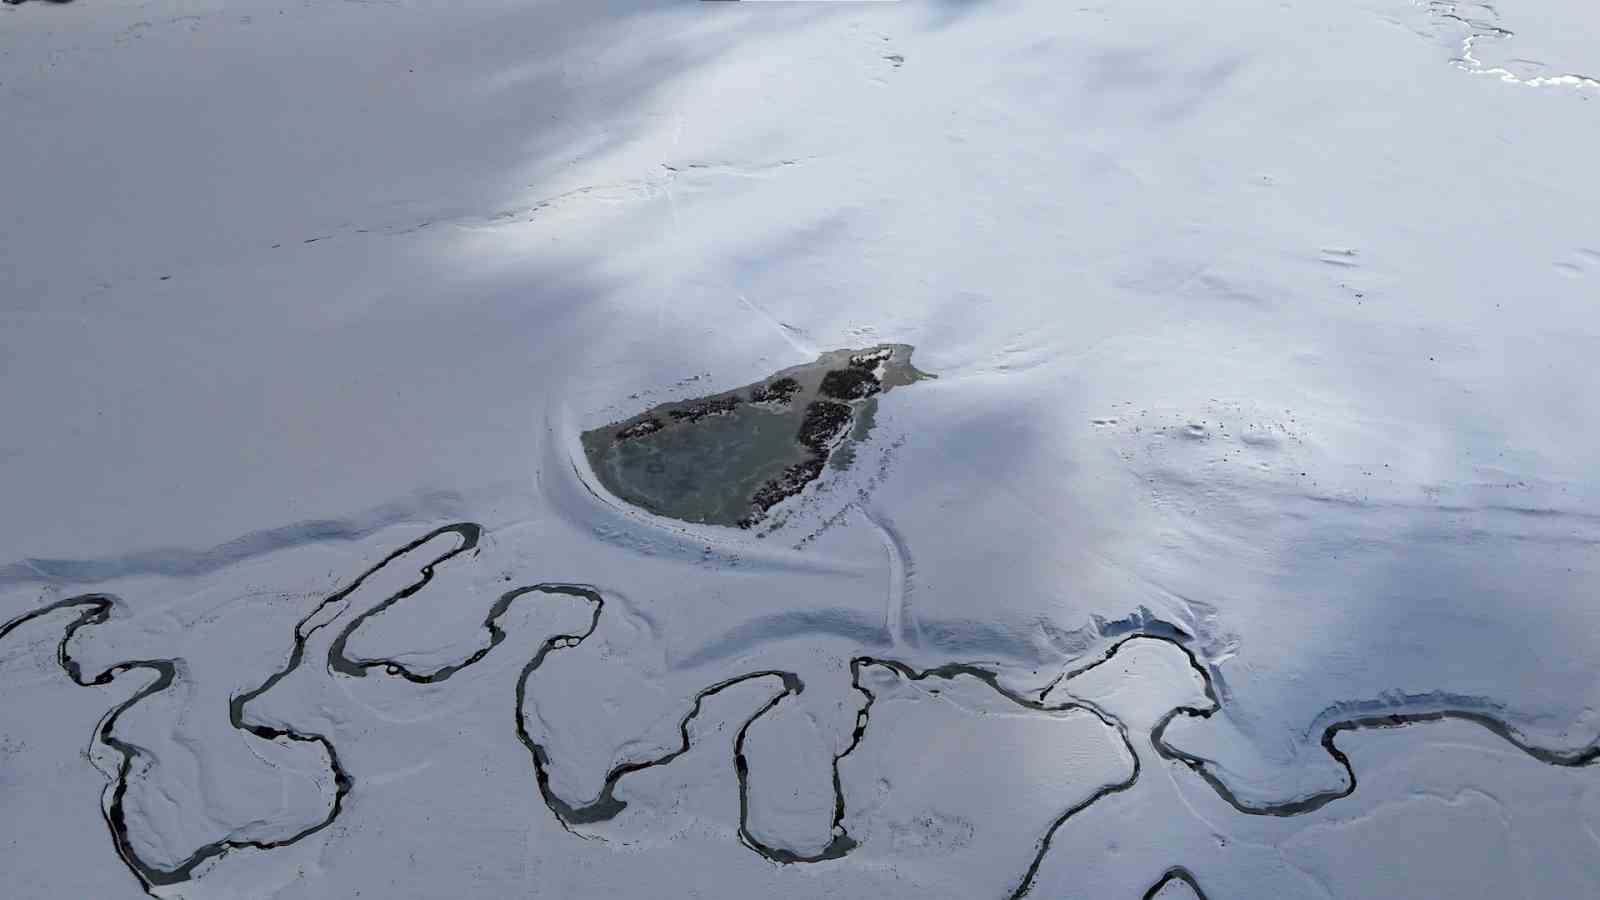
<box><xmin>1131</xmin><ymin>635</ymin><xmax>1600</xmax><ymax>818</ymax></box>
<box><xmin>0</xmin><ymin>590</ymin><xmax>351</xmax><ymax>892</ymax></box>
<box><xmin>0</xmin><ymin>523</ymin><xmax>478</xmax><ymax>894</ymax></box>
<box><xmin>1140</xmin><ymin>866</ymin><xmax>1211</xmax><ymax>900</ymax></box>
<box><xmin>317</xmin><ymin>537</ymin><xmax>849</xmax><ymax>859</ymax></box>
<box><xmin>6</xmin><ymin>520</ymin><xmax>1600</xmax><ymax>898</ymax></box>
<box><xmin>844</xmin><ymin>656</ymin><xmax>1142</xmax><ymax>899</ymax></box>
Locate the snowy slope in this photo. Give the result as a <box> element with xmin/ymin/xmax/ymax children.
<box><xmin>3</xmin><ymin>0</ymin><xmax>1599</xmax><ymax>897</ymax></box>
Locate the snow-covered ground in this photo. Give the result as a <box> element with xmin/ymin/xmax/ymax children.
<box><xmin>3</xmin><ymin>0</ymin><xmax>1598</xmax><ymax>897</ymax></box>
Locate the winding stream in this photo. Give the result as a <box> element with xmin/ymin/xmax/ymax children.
<box><xmin>1141</xmin><ymin>866</ymin><xmax>1210</xmax><ymax>899</ymax></box>
<box><xmin>6</xmin><ymin>520</ymin><xmax>1600</xmax><ymax>897</ymax></box>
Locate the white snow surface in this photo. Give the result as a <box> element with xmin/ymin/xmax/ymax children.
<box><xmin>3</xmin><ymin>0</ymin><xmax>1599</xmax><ymax>897</ymax></box>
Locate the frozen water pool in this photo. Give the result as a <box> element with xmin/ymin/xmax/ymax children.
<box><xmin>580</xmin><ymin>345</ymin><xmax>931</xmax><ymax>528</ymax></box>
